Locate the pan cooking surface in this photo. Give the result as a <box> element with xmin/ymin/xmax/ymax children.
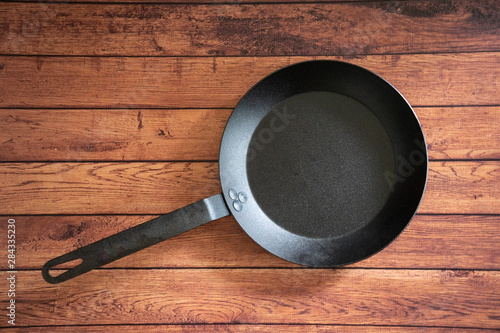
<box><xmin>247</xmin><ymin>92</ymin><xmax>396</xmax><ymax>238</ymax></box>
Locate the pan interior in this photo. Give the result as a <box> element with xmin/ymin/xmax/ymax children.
<box><xmin>246</xmin><ymin>91</ymin><xmax>395</xmax><ymax>239</ymax></box>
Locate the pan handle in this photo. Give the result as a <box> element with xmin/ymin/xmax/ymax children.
<box><xmin>42</xmin><ymin>194</ymin><xmax>229</xmax><ymax>284</ymax></box>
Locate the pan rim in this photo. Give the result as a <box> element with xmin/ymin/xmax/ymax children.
<box><xmin>218</xmin><ymin>60</ymin><xmax>428</xmax><ymax>267</ymax></box>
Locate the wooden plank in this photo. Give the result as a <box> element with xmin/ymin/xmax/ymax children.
<box><xmin>418</xmin><ymin>107</ymin><xmax>500</xmax><ymax>160</ymax></box>
<box><xmin>0</xmin><ymin>54</ymin><xmax>498</xmax><ymax>108</ymax></box>
<box><xmin>3</xmin><ymin>215</ymin><xmax>498</xmax><ymax>270</ymax></box>
<box><xmin>0</xmin><ymin>161</ymin><xmax>498</xmax><ymax>215</ymax></box>
<box><xmin>0</xmin><ymin>107</ymin><xmax>498</xmax><ymax>161</ymax></box>
<box><xmin>423</xmin><ymin>161</ymin><xmax>500</xmax><ymax>214</ymax></box>
<box><xmin>0</xmin><ymin>162</ymin><xmax>220</xmax><ymax>215</ymax></box>
<box><xmin>2</xmin><ymin>325</ymin><xmax>495</xmax><ymax>332</ymax></box>
<box><xmin>1</xmin><ymin>1</ymin><xmax>498</xmax><ymax>56</ymax></box>
<box><xmin>0</xmin><ymin>269</ymin><xmax>498</xmax><ymax>328</ymax></box>
<box><xmin>0</xmin><ymin>109</ymin><xmax>230</xmax><ymax>161</ymax></box>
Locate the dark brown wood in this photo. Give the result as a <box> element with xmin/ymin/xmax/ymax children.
<box><xmin>1</xmin><ymin>1</ymin><xmax>498</xmax><ymax>56</ymax></box>
<box><xmin>0</xmin><ymin>54</ymin><xmax>498</xmax><ymax>108</ymax></box>
<box><xmin>4</xmin><ymin>325</ymin><xmax>496</xmax><ymax>332</ymax></box>
<box><xmin>3</xmin><ymin>215</ymin><xmax>498</xmax><ymax>270</ymax></box>
<box><xmin>1</xmin><ymin>269</ymin><xmax>498</xmax><ymax>328</ymax></box>
<box><xmin>0</xmin><ymin>161</ymin><xmax>498</xmax><ymax>215</ymax></box>
<box><xmin>1</xmin><ymin>107</ymin><xmax>498</xmax><ymax>161</ymax></box>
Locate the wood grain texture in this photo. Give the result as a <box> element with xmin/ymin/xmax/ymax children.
<box><xmin>0</xmin><ymin>162</ymin><xmax>220</xmax><ymax>215</ymax></box>
<box><xmin>1</xmin><ymin>1</ymin><xmax>498</xmax><ymax>56</ymax></box>
<box><xmin>0</xmin><ymin>54</ymin><xmax>499</xmax><ymax>108</ymax></box>
<box><xmin>418</xmin><ymin>107</ymin><xmax>500</xmax><ymax>160</ymax></box>
<box><xmin>3</xmin><ymin>215</ymin><xmax>498</xmax><ymax>270</ymax></box>
<box><xmin>423</xmin><ymin>161</ymin><xmax>500</xmax><ymax>214</ymax></box>
<box><xmin>0</xmin><ymin>161</ymin><xmax>498</xmax><ymax>215</ymax></box>
<box><xmin>1</xmin><ymin>0</ymin><xmax>498</xmax><ymax>330</ymax></box>
<box><xmin>0</xmin><ymin>109</ymin><xmax>230</xmax><ymax>161</ymax></box>
<box><xmin>0</xmin><ymin>269</ymin><xmax>498</xmax><ymax>328</ymax></box>
<box><xmin>1</xmin><ymin>107</ymin><xmax>498</xmax><ymax>161</ymax></box>
<box><xmin>3</xmin><ymin>325</ymin><xmax>497</xmax><ymax>332</ymax></box>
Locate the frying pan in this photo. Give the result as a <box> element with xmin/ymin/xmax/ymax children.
<box><xmin>42</xmin><ymin>60</ymin><xmax>427</xmax><ymax>284</ymax></box>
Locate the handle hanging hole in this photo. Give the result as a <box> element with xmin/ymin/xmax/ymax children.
<box><xmin>45</xmin><ymin>258</ymin><xmax>83</xmax><ymax>278</ymax></box>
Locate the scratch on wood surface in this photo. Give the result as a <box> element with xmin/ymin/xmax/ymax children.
<box><xmin>52</xmin><ymin>283</ymin><xmax>60</xmax><ymax>315</ymax></box>
<box><xmin>58</xmin><ymin>222</ymin><xmax>88</xmax><ymax>241</ymax></box>
<box><xmin>151</xmin><ymin>37</ymin><xmax>163</xmax><ymax>52</ymax></box>
<box><xmin>137</xmin><ymin>110</ymin><xmax>144</xmax><ymax>130</ymax></box>
<box><xmin>36</xmin><ymin>57</ymin><xmax>43</xmax><ymax>70</ymax></box>
<box><xmin>174</xmin><ymin>57</ymin><xmax>182</xmax><ymax>78</ymax></box>
<box><xmin>158</xmin><ymin>128</ymin><xmax>173</xmax><ymax>138</ymax></box>
<box><xmin>70</xmin><ymin>141</ymin><xmax>129</xmax><ymax>152</ymax></box>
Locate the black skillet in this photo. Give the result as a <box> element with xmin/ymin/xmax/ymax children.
<box><xmin>43</xmin><ymin>60</ymin><xmax>428</xmax><ymax>283</ymax></box>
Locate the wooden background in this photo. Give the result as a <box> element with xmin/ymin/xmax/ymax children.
<box><xmin>0</xmin><ymin>0</ymin><xmax>499</xmax><ymax>331</ymax></box>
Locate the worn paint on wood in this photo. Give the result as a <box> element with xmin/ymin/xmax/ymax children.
<box><xmin>1</xmin><ymin>1</ymin><xmax>498</xmax><ymax>56</ymax></box>
<box><xmin>0</xmin><ymin>54</ymin><xmax>499</xmax><ymax>108</ymax></box>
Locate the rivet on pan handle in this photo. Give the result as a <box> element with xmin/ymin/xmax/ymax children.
<box><xmin>42</xmin><ymin>194</ymin><xmax>230</xmax><ymax>284</ymax></box>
